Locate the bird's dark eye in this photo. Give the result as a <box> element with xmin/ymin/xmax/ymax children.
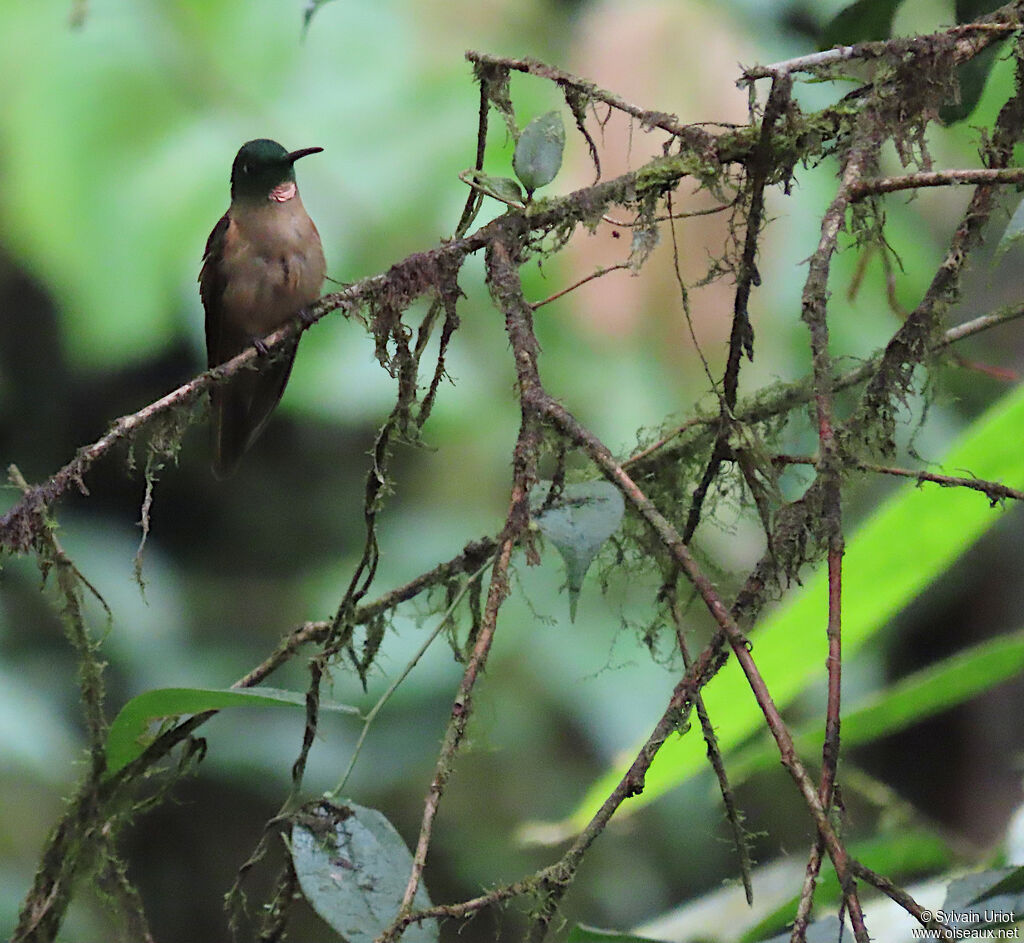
<box><xmin>241</xmin><ymin>163</ymin><xmax>250</xmax><ymax>175</ymax></box>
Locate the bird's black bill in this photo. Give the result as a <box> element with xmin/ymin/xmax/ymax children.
<box><xmin>286</xmin><ymin>146</ymin><xmax>324</xmax><ymax>164</ymax></box>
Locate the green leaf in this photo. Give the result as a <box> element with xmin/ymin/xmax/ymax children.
<box><xmin>513</xmin><ymin>110</ymin><xmax>566</xmax><ymax>196</ymax></box>
<box><xmin>945</xmin><ymin>868</ymin><xmax>1024</xmax><ymax>928</ymax></box>
<box><xmin>567</xmin><ymin>926</ymin><xmax>665</xmax><ymax>943</ymax></box>
<box><xmin>941</xmin><ymin>42</ymin><xmax>1003</xmax><ymax>125</ymax></box>
<box><xmin>554</xmin><ymin>385</ymin><xmax>1024</xmax><ymax>833</ymax></box>
<box><xmin>105</xmin><ymin>687</ymin><xmax>359</xmax><ymax>776</ymax></box>
<box><xmin>966</xmin><ymin>865</ymin><xmax>1024</xmax><ymax>907</ymax></box>
<box><xmin>460</xmin><ymin>169</ymin><xmax>525</xmax><ymax>206</ymax></box>
<box><xmin>996</xmin><ymin>196</ymin><xmax>1024</xmax><ymax>260</ymax></box>
<box><xmin>291</xmin><ymin>799</ymin><xmax>437</xmax><ymax>943</ymax></box>
<box><xmin>820</xmin><ymin>0</ymin><xmax>901</xmax><ymax>48</ymax></box>
<box><xmin>531</xmin><ymin>481</ymin><xmax>625</xmax><ymax>621</ymax></box>
<box><xmin>956</xmin><ymin>0</ymin><xmax>1006</xmax><ymax>20</ymax></box>
<box><xmin>728</xmin><ymin>629</ymin><xmax>1024</xmax><ymax>783</ymax></box>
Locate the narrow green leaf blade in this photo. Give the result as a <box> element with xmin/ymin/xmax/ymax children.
<box><xmin>567</xmin><ymin>926</ymin><xmax>666</xmax><ymax>943</ymax></box>
<box><xmin>291</xmin><ymin>799</ymin><xmax>437</xmax><ymax>943</ymax></box>
<box><xmin>106</xmin><ymin>687</ymin><xmax>359</xmax><ymax>775</ymax></box>
<box><xmin>967</xmin><ymin>865</ymin><xmax>1024</xmax><ymax>907</ymax></box>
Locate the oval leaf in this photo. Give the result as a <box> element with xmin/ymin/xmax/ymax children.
<box><xmin>291</xmin><ymin>799</ymin><xmax>437</xmax><ymax>943</ymax></box>
<box><xmin>105</xmin><ymin>687</ymin><xmax>359</xmax><ymax>776</ymax></box>
<box><xmin>820</xmin><ymin>0</ymin><xmax>900</xmax><ymax>48</ymax></box>
<box><xmin>531</xmin><ymin>480</ymin><xmax>625</xmax><ymax>621</ymax></box>
<box><xmin>460</xmin><ymin>169</ymin><xmax>525</xmax><ymax>206</ymax></box>
<box><xmin>513</xmin><ymin>111</ymin><xmax>566</xmax><ymax>196</ymax></box>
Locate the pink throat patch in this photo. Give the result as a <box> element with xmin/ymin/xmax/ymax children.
<box><xmin>269</xmin><ymin>181</ymin><xmax>297</xmax><ymax>203</ymax></box>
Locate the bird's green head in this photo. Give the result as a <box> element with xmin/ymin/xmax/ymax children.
<box><xmin>229</xmin><ymin>138</ymin><xmax>323</xmax><ymax>203</ymax></box>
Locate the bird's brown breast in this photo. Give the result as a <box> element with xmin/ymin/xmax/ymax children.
<box><xmin>218</xmin><ymin>196</ymin><xmax>326</xmax><ymax>336</ymax></box>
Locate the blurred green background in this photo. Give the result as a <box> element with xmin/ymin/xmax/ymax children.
<box><xmin>3</xmin><ymin>0</ymin><xmax>1024</xmax><ymax>940</ymax></box>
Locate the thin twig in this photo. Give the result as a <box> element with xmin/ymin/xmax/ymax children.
<box><xmin>669</xmin><ymin>589</ymin><xmax>753</xmax><ymax>905</ymax></box>
<box><xmin>601</xmin><ymin>200</ymin><xmax>731</xmax><ymax>227</ymax></box>
<box><xmin>390</xmin><ymin>233</ymin><xmax>544</xmax><ymax>928</ymax></box>
<box><xmin>681</xmin><ymin>71</ymin><xmax>792</xmax><ymax>545</ymax></box>
<box><xmin>667</xmin><ymin>190</ymin><xmax>718</xmax><ymax>390</ymax></box>
<box><xmin>788</xmin><ymin>94</ymin><xmax>877</xmax><ymax>938</ymax></box>
<box><xmin>530</xmin><ymin>263</ymin><xmax>630</xmax><ymax>309</ymax></box>
<box><xmin>792</xmin><ymin>545</ymin><xmax>844</xmax><ymax>940</ymax></box>
<box><xmin>453</xmin><ymin>77</ymin><xmax>490</xmax><ymax>238</ymax></box>
<box><xmin>231</xmin><ymin>539</ymin><xmax>499</xmax><ymax>690</ymax></box>
<box><xmin>332</xmin><ymin>557</ymin><xmax>493</xmax><ymax>797</ymax></box>
<box><xmin>775</xmin><ymin>453</ymin><xmax>1024</xmax><ymax>502</ymax></box>
<box><xmin>744</xmin><ymin>46</ymin><xmax>860</xmax><ymax>80</ymax></box>
<box><xmin>849</xmin><ymin>859</ymin><xmax>956</xmax><ymax>940</ymax></box>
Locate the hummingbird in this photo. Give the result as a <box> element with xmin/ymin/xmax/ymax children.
<box><xmin>200</xmin><ymin>138</ymin><xmax>326</xmax><ymax>478</ymax></box>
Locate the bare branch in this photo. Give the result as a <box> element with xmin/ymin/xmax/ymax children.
<box><xmin>465</xmin><ymin>50</ymin><xmax>717</xmax><ymax>152</ymax></box>
<box><xmin>850</xmin><ymin>166</ymin><xmax>1024</xmax><ymax>199</ymax></box>
<box><xmin>850</xmin><ymin>859</ymin><xmax>956</xmax><ymax>940</ymax></box>
<box><xmin>743</xmin><ymin>16</ymin><xmax>1017</xmax><ymax>81</ymax></box>
<box><xmin>530</xmin><ymin>263</ymin><xmax>630</xmax><ymax>309</ymax></box>
<box><xmin>775</xmin><ymin>454</ymin><xmax>1024</xmax><ymax>502</ymax></box>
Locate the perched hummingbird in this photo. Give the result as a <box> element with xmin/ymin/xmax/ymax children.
<box><xmin>200</xmin><ymin>138</ymin><xmax>326</xmax><ymax>478</ymax></box>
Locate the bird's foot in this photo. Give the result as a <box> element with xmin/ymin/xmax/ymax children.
<box><xmin>296</xmin><ymin>306</ymin><xmax>318</xmax><ymax>328</ymax></box>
